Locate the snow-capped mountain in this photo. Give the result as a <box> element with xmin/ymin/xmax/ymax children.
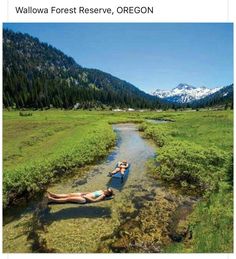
<box><xmin>191</xmin><ymin>84</ymin><xmax>233</xmax><ymax>107</ymax></box>
<box><xmin>152</xmin><ymin>83</ymin><xmax>223</xmax><ymax>103</ymax></box>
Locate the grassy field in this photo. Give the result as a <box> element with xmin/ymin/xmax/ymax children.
<box><xmin>139</xmin><ymin>110</ymin><xmax>233</xmax><ymax>252</ymax></box>
<box><xmin>3</xmin><ymin>109</ymin><xmax>233</xmax><ymax>252</ymax></box>
<box><xmin>3</xmin><ymin>109</ymin><xmax>149</xmax><ymax>207</ymax></box>
<box><xmin>3</xmin><ymin>110</ymin><xmax>118</xmax><ymax>207</ymax></box>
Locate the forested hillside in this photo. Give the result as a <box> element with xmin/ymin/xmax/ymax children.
<box><xmin>190</xmin><ymin>84</ymin><xmax>233</xmax><ymax>109</ymax></box>
<box><xmin>3</xmin><ymin>29</ymin><xmax>167</xmax><ymax>109</ymax></box>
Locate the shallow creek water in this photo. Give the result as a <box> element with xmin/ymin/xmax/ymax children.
<box><xmin>3</xmin><ymin>124</ymin><xmax>167</xmax><ymax>252</ymax></box>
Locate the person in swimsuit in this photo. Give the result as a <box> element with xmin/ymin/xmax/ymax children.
<box><xmin>47</xmin><ymin>188</ymin><xmax>113</xmax><ymax>204</ymax></box>
<box><xmin>108</xmin><ymin>160</ymin><xmax>129</xmax><ymax>176</ymax></box>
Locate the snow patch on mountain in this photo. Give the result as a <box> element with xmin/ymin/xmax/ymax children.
<box><xmin>152</xmin><ymin>83</ymin><xmax>223</xmax><ymax>103</ymax></box>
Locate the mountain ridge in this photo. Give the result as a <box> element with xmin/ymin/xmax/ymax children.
<box><xmin>190</xmin><ymin>84</ymin><xmax>233</xmax><ymax>108</ymax></box>
<box><xmin>152</xmin><ymin>83</ymin><xmax>225</xmax><ymax>103</ymax></box>
<box><xmin>3</xmin><ymin>29</ymin><xmax>168</xmax><ymax>110</ymax></box>
<box><xmin>3</xmin><ymin>29</ymin><xmax>233</xmax><ymax>110</ymax></box>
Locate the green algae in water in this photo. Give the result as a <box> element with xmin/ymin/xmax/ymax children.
<box><xmin>3</xmin><ymin>124</ymin><xmax>158</xmax><ymax>252</ymax></box>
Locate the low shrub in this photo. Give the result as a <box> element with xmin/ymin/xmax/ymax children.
<box><xmin>19</xmin><ymin>111</ymin><xmax>32</xmax><ymax>116</ymax></box>
<box><xmin>155</xmin><ymin>140</ymin><xmax>228</xmax><ymax>194</ymax></box>
<box><xmin>141</xmin><ymin>125</ymin><xmax>167</xmax><ymax>147</ymax></box>
<box><xmin>3</xmin><ymin>123</ymin><xmax>116</xmax><ymax>208</ymax></box>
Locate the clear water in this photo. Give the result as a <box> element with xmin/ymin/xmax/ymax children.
<box><xmin>146</xmin><ymin>119</ymin><xmax>169</xmax><ymax>124</ymax></box>
<box><xmin>3</xmin><ymin>124</ymin><xmax>158</xmax><ymax>253</ymax></box>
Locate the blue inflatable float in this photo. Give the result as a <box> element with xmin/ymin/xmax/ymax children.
<box><xmin>112</xmin><ymin>163</ymin><xmax>130</xmax><ymax>179</ymax></box>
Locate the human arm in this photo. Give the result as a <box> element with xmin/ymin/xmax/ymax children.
<box><xmin>120</xmin><ymin>163</ymin><xmax>129</xmax><ymax>169</ymax></box>
<box><xmin>85</xmin><ymin>194</ymin><xmax>106</xmax><ymax>203</ymax></box>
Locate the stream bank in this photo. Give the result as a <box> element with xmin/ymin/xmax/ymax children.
<box><xmin>3</xmin><ymin>123</ymin><xmax>195</xmax><ymax>253</ymax></box>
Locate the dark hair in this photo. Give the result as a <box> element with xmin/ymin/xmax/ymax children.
<box><xmin>104</xmin><ymin>188</ymin><xmax>113</xmax><ymax>197</ymax></box>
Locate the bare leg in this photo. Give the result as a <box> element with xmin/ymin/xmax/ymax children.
<box><xmin>47</xmin><ymin>191</ymin><xmax>85</xmax><ymax>198</ymax></box>
<box><xmin>111</xmin><ymin>168</ymin><xmax>121</xmax><ymax>175</ymax></box>
<box><xmin>47</xmin><ymin>191</ymin><xmax>70</xmax><ymax>198</ymax></box>
<box><xmin>48</xmin><ymin>196</ymin><xmax>86</xmax><ymax>204</ymax></box>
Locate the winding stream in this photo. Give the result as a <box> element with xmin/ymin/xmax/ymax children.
<box><xmin>4</xmin><ymin>123</ymin><xmax>162</xmax><ymax>252</ymax></box>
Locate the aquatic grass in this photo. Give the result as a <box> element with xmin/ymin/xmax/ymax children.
<box><xmin>140</xmin><ymin>110</ymin><xmax>233</xmax><ymax>252</ymax></box>
<box><xmin>3</xmin><ymin>109</ymin><xmax>233</xmax><ymax>252</ymax></box>
<box><xmin>188</xmin><ymin>182</ymin><xmax>233</xmax><ymax>253</ymax></box>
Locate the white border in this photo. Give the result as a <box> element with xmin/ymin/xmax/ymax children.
<box><xmin>1</xmin><ymin>0</ymin><xmax>232</xmax><ymax>22</ymax></box>
<box><xmin>1</xmin><ymin>0</ymin><xmax>235</xmax><ymax>258</ymax></box>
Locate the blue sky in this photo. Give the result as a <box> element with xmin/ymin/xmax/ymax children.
<box><xmin>3</xmin><ymin>23</ymin><xmax>233</xmax><ymax>93</ymax></box>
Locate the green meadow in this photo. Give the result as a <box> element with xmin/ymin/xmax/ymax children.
<box><xmin>3</xmin><ymin>110</ymin><xmax>118</xmax><ymax>207</ymax></box>
<box><xmin>3</xmin><ymin>109</ymin><xmax>233</xmax><ymax>252</ymax></box>
<box><xmin>139</xmin><ymin>110</ymin><xmax>233</xmax><ymax>252</ymax></box>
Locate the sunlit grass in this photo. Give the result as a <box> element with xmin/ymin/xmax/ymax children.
<box><xmin>140</xmin><ymin>109</ymin><xmax>233</xmax><ymax>252</ymax></box>
<box><xmin>3</xmin><ymin>110</ymin><xmax>117</xmax><ymax>207</ymax></box>
<box><xmin>3</xmin><ymin>109</ymin><xmax>233</xmax><ymax>252</ymax></box>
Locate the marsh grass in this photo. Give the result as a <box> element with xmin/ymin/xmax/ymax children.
<box><xmin>188</xmin><ymin>184</ymin><xmax>233</xmax><ymax>252</ymax></box>
<box><xmin>139</xmin><ymin>110</ymin><xmax>233</xmax><ymax>252</ymax></box>
<box><xmin>3</xmin><ymin>110</ymin><xmax>116</xmax><ymax>207</ymax></box>
<box><xmin>3</xmin><ymin>109</ymin><xmax>233</xmax><ymax>252</ymax></box>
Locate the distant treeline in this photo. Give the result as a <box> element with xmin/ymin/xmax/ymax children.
<box><xmin>190</xmin><ymin>84</ymin><xmax>233</xmax><ymax>109</ymax></box>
